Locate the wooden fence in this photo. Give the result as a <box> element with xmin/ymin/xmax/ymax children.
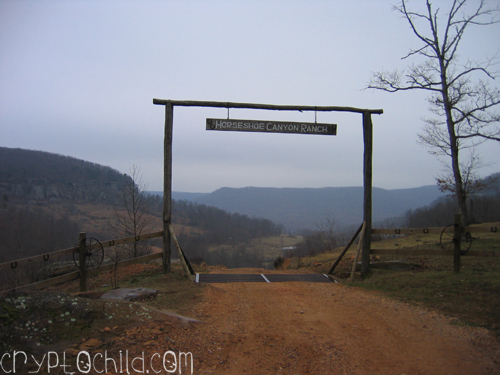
<box><xmin>370</xmin><ymin>226</ymin><xmax>499</xmax><ymax>257</ymax></box>
<box><xmin>330</xmin><ymin>214</ymin><xmax>499</xmax><ymax>276</ymax></box>
<box><xmin>0</xmin><ymin>225</ymin><xmax>195</xmax><ymax>293</ymax></box>
<box><xmin>3</xmin><ymin>215</ymin><xmax>498</xmax><ymax>291</ymax></box>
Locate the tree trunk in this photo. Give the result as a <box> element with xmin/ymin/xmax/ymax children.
<box><xmin>445</xmin><ymin>101</ymin><xmax>469</xmax><ymax>226</ymax></box>
<box><xmin>438</xmin><ymin>52</ymin><xmax>470</xmax><ymax>227</ymax></box>
<box><xmin>452</xmin><ymin>149</ymin><xmax>470</xmax><ymax>227</ymax></box>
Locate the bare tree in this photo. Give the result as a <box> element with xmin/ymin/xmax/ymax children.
<box><xmin>112</xmin><ymin>165</ymin><xmax>155</xmax><ymax>258</ymax></box>
<box><xmin>367</xmin><ymin>0</ymin><xmax>500</xmax><ymax>226</ymax></box>
<box><xmin>316</xmin><ymin>216</ymin><xmax>339</xmax><ymax>251</ymax></box>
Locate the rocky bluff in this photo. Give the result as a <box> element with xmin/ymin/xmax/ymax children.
<box><xmin>0</xmin><ymin>147</ymin><xmax>131</xmax><ymax>205</ymax></box>
<box><xmin>1</xmin><ymin>178</ymin><xmax>122</xmax><ymax>204</ymax></box>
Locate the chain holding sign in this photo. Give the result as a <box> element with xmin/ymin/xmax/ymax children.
<box><xmin>206</xmin><ymin>118</ymin><xmax>337</xmax><ymax>136</ymax></box>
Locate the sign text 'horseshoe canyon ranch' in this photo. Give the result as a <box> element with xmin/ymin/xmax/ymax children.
<box><xmin>206</xmin><ymin>118</ymin><xmax>337</xmax><ymax>136</ymax></box>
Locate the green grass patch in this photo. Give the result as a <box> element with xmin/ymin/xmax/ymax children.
<box><xmin>350</xmin><ymin>253</ymin><xmax>500</xmax><ymax>338</ymax></box>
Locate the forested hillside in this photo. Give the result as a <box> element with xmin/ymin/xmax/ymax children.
<box><xmin>0</xmin><ymin>147</ymin><xmax>131</xmax><ymax>204</ymax></box>
<box><xmin>170</xmin><ymin>200</ymin><xmax>284</xmax><ymax>267</ymax></box>
<box><xmin>0</xmin><ymin>148</ymin><xmax>284</xmax><ymax>274</ymax></box>
<box><xmin>406</xmin><ymin>173</ymin><xmax>500</xmax><ymax>227</ymax></box>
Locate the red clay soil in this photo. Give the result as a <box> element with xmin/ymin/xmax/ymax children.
<box><xmin>103</xmin><ymin>268</ymin><xmax>500</xmax><ymax>374</ymax></box>
<box><xmin>176</xmin><ymin>281</ymin><xmax>499</xmax><ymax>374</ymax></box>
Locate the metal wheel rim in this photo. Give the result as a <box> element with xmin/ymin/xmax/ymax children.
<box><xmin>73</xmin><ymin>237</ymin><xmax>104</xmax><ymax>270</ymax></box>
<box><xmin>440</xmin><ymin>224</ymin><xmax>472</xmax><ymax>255</ymax></box>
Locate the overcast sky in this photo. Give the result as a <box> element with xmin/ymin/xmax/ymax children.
<box><xmin>1</xmin><ymin>0</ymin><xmax>499</xmax><ymax>193</ymax></box>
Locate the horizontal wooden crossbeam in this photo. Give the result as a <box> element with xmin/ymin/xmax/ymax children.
<box><xmin>372</xmin><ymin>228</ymin><xmax>443</xmax><ymax>235</ymax></box>
<box><xmin>100</xmin><ymin>231</ymin><xmax>163</xmax><ymax>249</ymax></box>
<box><xmin>152</xmin><ymin>99</ymin><xmax>384</xmax><ymax>115</ymax></box>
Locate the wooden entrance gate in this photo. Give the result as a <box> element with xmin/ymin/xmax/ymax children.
<box><xmin>153</xmin><ymin>99</ymin><xmax>383</xmax><ymax>276</ymax></box>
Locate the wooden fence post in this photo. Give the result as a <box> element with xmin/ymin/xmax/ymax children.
<box><xmin>79</xmin><ymin>232</ymin><xmax>87</xmax><ymax>292</ymax></box>
<box><xmin>453</xmin><ymin>213</ymin><xmax>461</xmax><ymax>273</ymax></box>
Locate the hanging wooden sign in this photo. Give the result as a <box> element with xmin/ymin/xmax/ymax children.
<box><xmin>206</xmin><ymin>118</ymin><xmax>337</xmax><ymax>136</ymax></box>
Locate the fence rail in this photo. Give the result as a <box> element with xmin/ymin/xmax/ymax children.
<box><xmin>0</xmin><ymin>229</ymin><xmax>189</xmax><ymax>293</ymax></box>
<box><xmin>0</xmin><ymin>246</ymin><xmax>78</xmax><ymax>272</ymax></box>
<box><xmin>0</xmin><ymin>231</ymin><xmax>164</xmax><ymax>273</ymax></box>
<box><xmin>329</xmin><ymin>217</ymin><xmax>500</xmax><ymax>276</ymax></box>
<box><xmin>370</xmin><ymin>249</ymin><xmax>500</xmax><ymax>257</ymax></box>
<box><xmin>2</xmin><ymin>252</ymin><xmax>165</xmax><ymax>293</ymax></box>
<box><xmin>370</xmin><ymin>217</ymin><xmax>500</xmax><ymax>273</ymax></box>
<box><xmin>372</xmin><ymin>226</ymin><xmax>498</xmax><ymax>235</ymax></box>
<box><xmin>99</xmin><ymin>231</ymin><xmax>164</xmax><ymax>249</ymax></box>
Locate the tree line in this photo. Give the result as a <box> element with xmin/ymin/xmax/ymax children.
<box><xmin>0</xmin><ymin>207</ymin><xmax>79</xmax><ymax>263</ymax></box>
<box><xmin>405</xmin><ymin>194</ymin><xmax>500</xmax><ymax>228</ymax></box>
<box><xmin>406</xmin><ymin>172</ymin><xmax>500</xmax><ymax>228</ymax></box>
<box><xmin>172</xmin><ymin>200</ymin><xmax>284</xmax><ymax>242</ymax></box>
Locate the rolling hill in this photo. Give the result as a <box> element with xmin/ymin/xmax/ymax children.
<box><xmin>189</xmin><ymin>185</ymin><xmax>445</xmax><ymax>231</ymax></box>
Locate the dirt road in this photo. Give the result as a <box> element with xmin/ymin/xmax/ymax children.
<box><xmin>12</xmin><ymin>266</ymin><xmax>498</xmax><ymax>374</ymax></box>
<box><xmin>182</xmin><ymin>279</ymin><xmax>499</xmax><ymax>374</ymax></box>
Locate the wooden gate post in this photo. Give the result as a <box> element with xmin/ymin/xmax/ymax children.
<box><xmin>78</xmin><ymin>232</ymin><xmax>87</xmax><ymax>292</ymax></box>
<box><xmin>163</xmin><ymin>102</ymin><xmax>174</xmax><ymax>273</ymax></box>
<box><xmin>361</xmin><ymin>112</ymin><xmax>373</xmax><ymax>276</ymax></box>
<box><xmin>453</xmin><ymin>213</ymin><xmax>461</xmax><ymax>273</ymax></box>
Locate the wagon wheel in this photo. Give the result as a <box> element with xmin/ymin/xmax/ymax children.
<box><xmin>73</xmin><ymin>237</ymin><xmax>104</xmax><ymax>270</ymax></box>
<box><xmin>440</xmin><ymin>224</ymin><xmax>472</xmax><ymax>255</ymax></box>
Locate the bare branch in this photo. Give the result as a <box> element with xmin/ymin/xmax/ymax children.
<box><xmin>370</xmin><ymin>0</ymin><xmax>500</xmax><ymax>226</ymax></box>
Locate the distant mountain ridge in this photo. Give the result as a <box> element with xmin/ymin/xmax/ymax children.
<box><xmin>7</xmin><ymin>146</ymin><xmax>493</xmax><ymax>233</ymax></box>
<box><xmin>189</xmin><ymin>185</ymin><xmax>445</xmax><ymax>231</ymax></box>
